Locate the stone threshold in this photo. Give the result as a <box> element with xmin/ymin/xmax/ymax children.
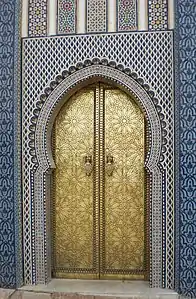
<box><xmin>1</xmin><ymin>279</ymin><xmax>179</xmax><ymax>298</ymax></box>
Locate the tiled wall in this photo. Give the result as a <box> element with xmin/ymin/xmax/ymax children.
<box><xmin>175</xmin><ymin>1</ymin><xmax>196</xmax><ymax>297</ymax></box>
<box><xmin>0</xmin><ymin>0</ymin><xmax>22</xmax><ymax>288</ymax></box>
<box><xmin>25</xmin><ymin>0</ymin><xmax>172</xmax><ymax>37</ymax></box>
<box><xmin>0</xmin><ymin>0</ymin><xmax>195</xmax><ymax>297</ymax></box>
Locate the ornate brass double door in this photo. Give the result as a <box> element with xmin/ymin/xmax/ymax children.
<box><xmin>52</xmin><ymin>83</ymin><xmax>147</xmax><ymax>279</ymax></box>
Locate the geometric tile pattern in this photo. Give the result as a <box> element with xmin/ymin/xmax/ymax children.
<box><xmin>87</xmin><ymin>0</ymin><xmax>107</xmax><ymax>32</ymax></box>
<box><xmin>0</xmin><ymin>0</ymin><xmax>195</xmax><ymax>295</ymax></box>
<box><xmin>117</xmin><ymin>0</ymin><xmax>137</xmax><ymax>31</ymax></box>
<box><xmin>28</xmin><ymin>0</ymin><xmax>47</xmax><ymax>36</ymax></box>
<box><xmin>148</xmin><ymin>0</ymin><xmax>168</xmax><ymax>30</ymax></box>
<box><xmin>22</xmin><ymin>31</ymin><xmax>174</xmax><ymax>287</ymax></box>
<box><xmin>175</xmin><ymin>1</ymin><xmax>196</xmax><ymax>297</ymax></box>
<box><xmin>0</xmin><ymin>0</ymin><xmax>22</xmax><ymax>288</ymax></box>
<box><xmin>56</xmin><ymin>0</ymin><xmax>171</xmax><ymax>35</ymax></box>
<box><xmin>31</xmin><ymin>63</ymin><xmax>163</xmax><ymax>285</ymax></box>
<box><xmin>58</xmin><ymin>0</ymin><xmax>76</xmax><ymax>34</ymax></box>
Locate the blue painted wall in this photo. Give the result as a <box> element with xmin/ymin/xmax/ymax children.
<box><xmin>0</xmin><ymin>0</ymin><xmax>195</xmax><ymax>296</ymax></box>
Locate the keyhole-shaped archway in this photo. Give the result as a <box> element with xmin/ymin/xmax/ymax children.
<box><xmin>27</xmin><ymin>62</ymin><xmax>164</xmax><ymax>287</ymax></box>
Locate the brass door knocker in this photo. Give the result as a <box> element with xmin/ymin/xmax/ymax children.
<box><xmin>84</xmin><ymin>154</ymin><xmax>93</xmax><ymax>176</ymax></box>
<box><xmin>106</xmin><ymin>153</ymin><xmax>115</xmax><ymax>176</ymax></box>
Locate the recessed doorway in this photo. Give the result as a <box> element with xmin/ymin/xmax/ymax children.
<box><xmin>52</xmin><ymin>83</ymin><xmax>148</xmax><ymax>280</ymax></box>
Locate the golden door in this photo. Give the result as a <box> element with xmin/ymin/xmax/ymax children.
<box><xmin>52</xmin><ymin>84</ymin><xmax>147</xmax><ymax>279</ymax></box>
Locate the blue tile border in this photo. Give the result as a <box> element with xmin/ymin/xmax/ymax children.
<box><xmin>175</xmin><ymin>1</ymin><xmax>196</xmax><ymax>297</ymax></box>
<box><xmin>0</xmin><ymin>0</ymin><xmax>196</xmax><ymax>295</ymax></box>
<box><xmin>0</xmin><ymin>0</ymin><xmax>22</xmax><ymax>288</ymax></box>
<box><xmin>13</xmin><ymin>0</ymin><xmax>23</xmax><ymax>288</ymax></box>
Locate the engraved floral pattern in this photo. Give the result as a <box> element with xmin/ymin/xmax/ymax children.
<box><xmin>104</xmin><ymin>89</ymin><xmax>145</xmax><ymax>274</ymax></box>
<box><xmin>54</xmin><ymin>89</ymin><xmax>95</xmax><ymax>274</ymax></box>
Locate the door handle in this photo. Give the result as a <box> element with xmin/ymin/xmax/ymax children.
<box><xmin>84</xmin><ymin>154</ymin><xmax>93</xmax><ymax>176</ymax></box>
<box><xmin>106</xmin><ymin>153</ymin><xmax>115</xmax><ymax>176</ymax></box>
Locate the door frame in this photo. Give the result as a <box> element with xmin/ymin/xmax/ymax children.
<box><xmin>24</xmin><ymin>61</ymin><xmax>171</xmax><ymax>288</ymax></box>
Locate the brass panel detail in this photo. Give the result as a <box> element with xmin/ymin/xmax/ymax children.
<box><xmin>102</xmin><ymin>89</ymin><xmax>145</xmax><ymax>277</ymax></box>
<box><xmin>53</xmin><ymin>89</ymin><xmax>98</xmax><ymax>276</ymax></box>
<box><xmin>53</xmin><ymin>85</ymin><xmax>146</xmax><ymax>279</ymax></box>
<box><xmin>99</xmin><ymin>85</ymin><xmax>105</xmax><ymax>279</ymax></box>
<box><xmin>94</xmin><ymin>85</ymin><xmax>100</xmax><ymax>275</ymax></box>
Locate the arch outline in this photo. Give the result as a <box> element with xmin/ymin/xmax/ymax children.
<box><xmin>28</xmin><ymin>60</ymin><xmax>165</xmax><ymax>287</ymax></box>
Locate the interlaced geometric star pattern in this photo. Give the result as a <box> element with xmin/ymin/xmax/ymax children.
<box><xmin>22</xmin><ymin>31</ymin><xmax>174</xmax><ymax>287</ymax></box>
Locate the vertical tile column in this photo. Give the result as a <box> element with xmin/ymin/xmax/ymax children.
<box><xmin>175</xmin><ymin>1</ymin><xmax>196</xmax><ymax>297</ymax></box>
<box><xmin>148</xmin><ymin>0</ymin><xmax>168</xmax><ymax>31</ymax></box>
<box><xmin>0</xmin><ymin>0</ymin><xmax>22</xmax><ymax>288</ymax></box>
<box><xmin>28</xmin><ymin>0</ymin><xmax>48</xmax><ymax>36</ymax></box>
<box><xmin>117</xmin><ymin>0</ymin><xmax>137</xmax><ymax>31</ymax></box>
<box><xmin>57</xmin><ymin>0</ymin><xmax>76</xmax><ymax>34</ymax></box>
<box><xmin>86</xmin><ymin>0</ymin><xmax>107</xmax><ymax>33</ymax></box>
